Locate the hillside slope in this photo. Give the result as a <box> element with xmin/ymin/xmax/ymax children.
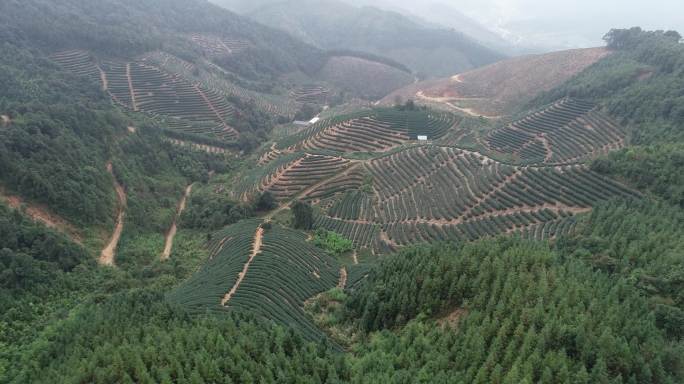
<box><xmin>213</xmin><ymin>0</ymin><xmax>505</xmax><ymax>78</ymax></box>
<box><xmin>382</xmin><ymin>47</ymin><xmax>610</xmax><ymax>116</ymax></box>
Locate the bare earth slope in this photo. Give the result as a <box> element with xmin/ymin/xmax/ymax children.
<box><xmin>381</xmin><ymin>47</ymin><xmax>610</xmax><ymax>117</ymax></box>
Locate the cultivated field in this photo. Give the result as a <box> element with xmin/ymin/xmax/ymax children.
<box><xmin>485</xmin><ymin>98</ymin><xmax>625</xmax><ymax>164</ymax></box>
<box><xmin>168</xmin><ymin>219</ymin><xmax>340</xmax><ymax>340</ymax></box>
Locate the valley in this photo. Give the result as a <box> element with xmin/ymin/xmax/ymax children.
<box><xmin>0</xmin><ymin>1</ymin><xmax>682</xmax><ymax>382</ymax></box>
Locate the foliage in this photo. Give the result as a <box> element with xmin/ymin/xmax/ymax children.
<box><xmin>533</xmin><ymin>28</ymin><xmax>684</xmax><ymax>146</ymax></box>
<box><xmin>556</xmin><ymin>199</ymin><xmax>684</xmax><ymax>339</ymax></box>
<box><xmin>0</xmin><ymin>205</ymin><xmax>89</xmax><ymax>292</ymax></box>
<box><xmin>0</xmin><ymin>0</ymin><xmax>327</xmax><ymax>82</ymax></box>
<box><xmin>292</xmin><ymin>200</ymin><xmax>314</xmax><ymax>230</ymax></box>
<box><xmin>9</xmin><ymin>289</ymin><xmax>347</xmax><ymax>384</ymax></box>
<box><xmin>294</xmin><ymin>103</ymin><xmax>321</xmax><ymax>121</ymax></box>
<box><xmin>181</xmin><ymin>187</ymin><xmax>254</xmax><ymax>231</ymax></box>
<box><xmin>243</xmin><ymin>0</ymin><xmax>503</xmax><ymax>77</ymax></box>
<box><xmin>312</xmin><ymin>229</ymin><xmax>353</xmax><ymax>257</ymax></box>
<box><xmin>592</xmin><ymin>144</ymin><xmax>684</xmax><ymax>207</ymax></box>
<box><xmin>168</xmin><ymin>221</ymin><xmax>340</xmax><ymax>340</ymax></box>
<box><xmin>345</xmin><ymin>239</ymin><xmax>683</xmax><ymax>383</ymax></box>
<box><xmin>0</xmin><ymin>43</ymin><xmax>119</xmax><ymax>226</ymax></box>
<box><xmin>254</xmin><ymin>191</ymin><xmax>278</xmax><ymax>212</ymax></box>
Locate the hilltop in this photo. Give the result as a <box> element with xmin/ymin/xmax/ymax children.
<box><xmin>382</xmin><ymin>47</ymin><xmax>610</xmax><ymax>117</ymax></box>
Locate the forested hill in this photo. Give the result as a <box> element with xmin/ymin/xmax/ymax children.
<box><xmin>212</xmin><ymin>0</ymin><xmax>505</xmax><ymax>78</ymax></box>
<box><xmin>0</xmin><ymin>0</ymin><xmax>326</xmax><ymax>78</ymax></box>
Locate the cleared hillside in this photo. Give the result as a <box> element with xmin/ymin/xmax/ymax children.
<box><xmin>382</xmin><ymin>47</ymin><xmax>610</xmax><ymax>116</ymax></box>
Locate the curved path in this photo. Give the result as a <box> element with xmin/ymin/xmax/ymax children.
<box><xmin>337</xmin><ymin>267</ymin><xmax>347</xmax><ymax>289</ymax></box>
<box><xmin>99</xmin><ymin>162</ymin><xmax>126</xmax><ymax>266</ymax></box>
<box><xmin>161</xmin><ymin>184</ymin><xmax>193</xmax><ymax>260</ymax></box>
<box><xmin>221</xmin><ymin>226</ymin><xmax>264</xmax><ymax>306</ymax></box>
<box><xmin>0</xmin><ymin>187</ymin><xmax>81</xmax><ymax>243</ymax></box>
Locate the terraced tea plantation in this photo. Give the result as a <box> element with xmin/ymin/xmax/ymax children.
<box><xmin>281</xmin><ymin>108</ymin><xmax>458</xmax><ymax>153</ymax></box>
<box><xmin>190</xmin><ymin>34</ymin><xmax>251</xmax><ymax>57</ymax></box>
<box><xmin>168</xmin><ymin>220</ymin><xmax>340</xmax><ymax>340</ymax></box>
<box><xmin>142</xmin><ymin>51</ymin><xmax>299</xmax><ymax>119</ymax></box>
<box><xmin>227</xmin><ymin>98</ymin><xmax>637</xmax><ymax>253</ymax></box>
<box><xmin>49</xmin><ymin>50</ymin><xmax>103</xmax><ymax>85</ymax></box>
<box><xmin>304</xmin><ymin>145</ymin><xmax>637</xmax><ymax>252</ymax></box>
<box><xmin>486</xmin><ymin>98</ymin><xmax>625</xmax><ymax>164</ymax></box>
<box><xmin>51</xmin><ymin>49</ymin><xmax>241</xmax><ymax>143</ymax></box>
<box><xmin>235</xmin><ymin>153</ymin><xmax>356</xmax><ymax>201</ymax></box>
<box><xmin>290</xmin><ymin>85</ymin><xmax>330</xmax><ymax>105</ymax></box>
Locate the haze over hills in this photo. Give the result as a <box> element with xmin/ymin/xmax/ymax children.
<box><xmin>1</xmin><ymin>0</ymin><xmax>683</xmax><ymax>381</ymax></box>
<box><xmin>211</xmin><ymin>0</ymin><xmax>505</xmax><ymax>77</ymax></box>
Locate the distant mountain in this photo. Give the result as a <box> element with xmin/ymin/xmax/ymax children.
<box><xmin>211</xmin><ymin>0</ymin><xmax>505</xmax><ymax>78</ymax></box>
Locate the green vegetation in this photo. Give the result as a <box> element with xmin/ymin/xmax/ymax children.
<box><xmin>10</xmin><ymin>289</ymin><xmax>346</xmax><ymax>383</ymax></box>
<box><xmin>236</xmin><ymin>0</ymin><xmax>504</xmax><ymax>77</ymax></box>
<box><xmin>534</xmin><ymin>29</ymin><xmax>684</xmax><ymax>145</ymax></box>
<box><xmin>343</xmin><ymin>239</ymin><xmax>682</xmax><ymax>383</ymax></box>
<box><xmin>487</xmin><ymin>98</ymin><xmax>624</xmax><ymax>164</ymax></box>
<box><xmin>2</xmin><ymin>0</ymin><xmax>684</xmax><ymax>378</ymax></box>
<box><xmin>312</xmin><ymin>229</ymin><xmax>353</xmax><ymax>257</ymax></box>
<box><xmin>292</xmin><ymin>200</ymin><xmax>314</xmax><ymax>230</ymax></box>
<box><xmin>169</xmin><ymin>221</ymin><xmax>340</xmax><ymax>340</ymax></box>
<box><xmin>592</xmin><ymin>144</ymin><xmax>684</xmax><ymax>207</ymax></box>
<box><xmin>557</xmin><ymin>200</ymin><xmax>684</xmax><ymax>339</ymax></box>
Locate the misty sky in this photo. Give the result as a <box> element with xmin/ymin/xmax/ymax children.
<box><xmin>357</xmin><ymin>0</ymin><xmax>684</xmax><ymax>50</ymax></box>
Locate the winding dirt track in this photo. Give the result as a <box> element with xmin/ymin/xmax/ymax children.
<box><xmin>126</xmin><ymin>63</ymin><xmax>138</xmax><ymax>111</ymax></box>
<box><xmin>99</xmin><ymin>162</ymin><xmax>126</xmax><ymax>266</ymax></box>
<box><xmin>161</xmin><ymin>184</ymin><xmax>193</xmax><ymax>260</ymax></box>
<box><xmin>221</xmin><ymin>226</ymin><xmax>264</xmax><ymax>306</ymax></box>
<box><xmin>338</xmin><ymin>267</ymin><xmax>347</xmax><ymax>289</ymax></box>
<box><xmin>97</xmin><ymin>65</ymin><xmax>108</xmax><ymax>91</ymax></box>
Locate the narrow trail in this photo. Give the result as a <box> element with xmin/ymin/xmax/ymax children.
<box><xmin>352</xmin><ymin>250</ymin><xmax>359</xmax><ymax>265</ymax></box>
<box><xmin>416</xmin><ymin>91</ymin><xmax>500</xmax><ymax>119</ymax></box>
<box><xmin>0</xmin><ymin>187</ymin><xmax>82</xmax><ymax>243</ymax></box>
<box><xmin>168</xmin><ymin>138</ymin><xmax>228</xmax><ymax>154</ymax></box>
<box><xmin>126</xmin><ymin>63</ymin><xmax>138</xmax><ymax>111</ymax></box>
<box><xmin>539</xmin><ymin>135</ymin><xmax>554</xmax><ymax>162</ymax></box>
<box><xmin>161</xmin><ymin>184</ymin><xmax>193</xmax><ymax>261</ymax></box>
<box><xmin>221</xmin><ymin>226</ymin><xmax>264</xmax><ymax>306</ymax></box>
<box><xmin>337</xmin><ymin>267</ymin><xmax>347</xmax><ymax>289</ymax></box>
<box><xmin>97</xmin><ymin>65</ymin><xmax>108</xmax><ymax>91</ymax></box>
<box><xmin>99</xmin><ymin>162</ymin><xmax>126</xmax><ymax>266</ymax></box>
